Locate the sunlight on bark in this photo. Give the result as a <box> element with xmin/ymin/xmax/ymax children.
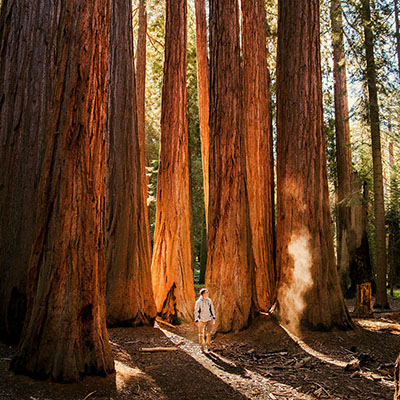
<box><xmin>278</xmin><ymin>232</ymin><xmax>313</xmax><ymax>335</ymax></box>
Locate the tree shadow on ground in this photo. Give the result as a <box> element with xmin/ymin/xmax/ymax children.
<box><xmin>110</xmin><ymin>327</ymin><xmax>249</xmax><ymax>400</ymax></box>
<box><xmin>205</xmin><ymin>314</ymin><xmax>398</xmax><ymax>400</ymax></box>
<box><xmin>205</xmin><ymin>350</ymin><xmax>250</xmax><ymax>378</ymax></box>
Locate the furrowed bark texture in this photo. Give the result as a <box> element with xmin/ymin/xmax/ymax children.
<box><xmin>241</xmin><ymin>0</ymin><xmax>276</xmax><ymax>312</ymax></box>
<box><xmin>206</xmin><ymin>0</ymin><xmax>252</xmax><ymax>332</ymax></box>
<box><xmin>194</xmin><ymin>0</ymin><xmax>210</xmax><ymax>227</ymax></box>
<box><xmin>136</xmin><ymin>0</ymin><xmax>152</xmax><ymax>247</ymax></box>
<box><xmin>330</xmin><ymin>0</ymin><xmax>354</xmax><ymax>293</ymax></box>
<box><xmin>151</xmin><ymin>0</ymin><xmax>195</xmax><ymax>324</ymax></box>
<box><xmin>106</xmin><ymin>0</ymin><xmax>156</xmax><ymax>326</ymax></box>
<box><xmin>276</xmin><ymin>0</ymin><xmax>352</xmax><ymax>330</ymax></box>
<box><xmin>361</xmin><ymin>0</ymin><xmax>389</xmax><ymax>309</ymax></box>
<box><xmin>0</xmin><ymin>0</ymin><xmax>52</xmax><ymax>342</ymax></box>
<box><xmin>10</xmin><ymin>0</ymin><xmax>114</xmax><ymax>382</ymax></box>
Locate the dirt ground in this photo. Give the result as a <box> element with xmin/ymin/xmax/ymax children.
<box><xmin>0</xmin><ymin>298</ymin><xmax>399</xmax><ymax>400</ymax></box>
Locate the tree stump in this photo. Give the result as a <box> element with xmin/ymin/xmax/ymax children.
<box><xmin>353</xmin><ymin>282</ymin><xmax>373</xmax><ymax>318</ymax></box>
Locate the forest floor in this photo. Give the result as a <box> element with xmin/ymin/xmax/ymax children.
<box><xmin>0</xmin><ymin>297</ymin><xmax>399</xmax><ymax>400</ymax></box>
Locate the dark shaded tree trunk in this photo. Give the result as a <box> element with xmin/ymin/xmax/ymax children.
<box><xmin>194</xmin><ymin>0</ymin><xmax>210</xmax><ymax>228</ymax></box>
<box><xmin>330</xmin><ymin>0</ymin><xmax>354</xmax><ymax>293</ymax></box>
<box><xmin>276</xmin><ymin>0</ymin><xmax>352</xmax><ymax>330</ymax></box>
<box><xmin>151</xmin><ymin>0</ymin><xmax>195</xmax><ymax>324</ymax></box>
<box><xmin>136</xmin><ymin>0</ymin><xmax>152</xmax><ymax>249</ymax></box>
<box><xmin>241</xmin><ymin>0</ymin><xmax>275</xmax><ymax>312</ymax></box>
<box><xmin>348</xmin><ymin>176</ymin><xmax>374</xmax><ymax>295</ymax></box>
<box><xmin>0</xmin><ymin>0</ymin><xmax>51</xmax><ymax>342</ymax></box>
<box><xmin>388</xmin><ymin>141</ymin><xmax>400</xmax><ymax>296</ymax></box>
<box><xmin>10</xmin><ymin>0</ymin><xmax>114</xmax><ymax>382</ymax></box>
<box><xmin>106</xmin><ymin>0</ymin><xmax>156</xmax><ymax>326</ymax></box>
<box><xmin>361</xmin><ymin>0</ymin><xmax>389</xmax><ymax>309</ymax></box>
<box><xmin>206</xmin><ymin>0</ymin><xmax>252</xmax><ymax>332</ymax></box>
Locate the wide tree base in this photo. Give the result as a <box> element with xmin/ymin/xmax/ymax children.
<box><xmin>11</xmin><ymin>348</ymin><xmax>114</xmax><ymax>383</ymax></box>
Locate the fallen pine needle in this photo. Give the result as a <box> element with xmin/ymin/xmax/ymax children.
<box><xmin>83</xmin><ymin>391</ymin><xmax>96</xmax><ymax>400</ymax></box>
<box><xmin>313</xmin><ymin>382</ymin><xmax>332</xmax><ymax>398</ymax></box>
<box><xmin>144</xmin><ymin>365</ymin><xmax>162</xmax><ymax>371</ymax></box>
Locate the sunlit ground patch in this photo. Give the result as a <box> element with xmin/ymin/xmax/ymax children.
<box><xmin>159</xmin><ymin>325</ymin><xmax>316</xmax><ymax>400</ymax></box>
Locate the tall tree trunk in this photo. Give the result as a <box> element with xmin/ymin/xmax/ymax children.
<box><xmin>241</xmin><ymin>0</ymin><xmax>276</xmax><ymax>312</ymax></box>
<box><xmin>395</xmin><ymin>0</ymin><xmax>400</xmax><ymax>82</ymax></box>
<box><xmin>330</xmin><ymin>0</ymin><xmax>354</xmax><ymax>294</ymax></box>
<box><xmin>151</xmin><ymin>0</ymin><xmax>195</xmax><ymax>324</ymax></box>
<box><xmin>349</xmin><ymin>175</ymin><xmax>373</xmax><ymax>295</ymax></box>
<box><xmin>106</xmin><ymin>0</ymin><xmax>156</xmax><ymax>326</ymax></box>
<box><xmin>276</xmin><ymin>0</ymin><xmax>352</xmax><ymax>331</ymax></box>
<box><xmin>136</xmin><ymin>0</ymin><xmax>151</xmax><ymax>249</ymax></box>
<box><xmin>194</xmin><ymin>0</ymin><xmax>210</xmax><ymax>228</ymax></box>
<box><xmin>361</xmin><ymin>0</ymin><xmax>389</xmax><ymax>309</ymax></box>
<box><xmin>206</xmin><ymin>0</ymin><xmax>252</xmax><ymax>333</ymax></box>
<box><xmin>199</xmin><ymin>219</ymin><xmax>207</xmax><ymax>284</ymax></box>
<box><xmin>0</xmin><ymin>0</ymin><xmax>52</xmax><ymax>342</ymax></box>
<box><xmin>10</xmin><ymin>0</ymin><xmax>114</xmax><ymax>382</ymax></box>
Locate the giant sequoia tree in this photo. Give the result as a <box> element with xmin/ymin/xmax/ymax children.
<box><xmin>330</xmin><ymin>0</ymin><xmax>354</xmax><ymax>292</ymax></box>
<box><xmin>206</xmin><ymin>0</ymin><xmax>252</xmax><ymax>332</ymax></box>
<box><xmin>136</xmin><ymin>0</ymin><xmax>151</xmax><ymax>243</ymax></box>
<box><xmin>195</xmin><ymin>0</ymin><xmax>210</xmax><ymax>226</ymax></box>
<box><xmin>10</xmin><ymin>0</ymin><xmax>114</xmax><ymax>381</ymax></box>
<box><xmin>276</xmin><ymin>0</ymin><xmax>352</xmax><ymax>330</ymax></box>
<box><xmin>241</xmin><ymin>0</ymin><xmax>276</xmax><ymax>312</ymax></box>
<box><xmin>106</xmin><ymin>0</ymin><xmax>156</xmax><ymax>326</ymax></box>
<box><xmin>361</xmin><ymin>0</ymin><xmax>389</xmax><ymax>309</ymax></box>
<box><xmin>0</xmin><ymin>0</ymin><xmax>51</xmax><ymax>342</ymax></box>
<box><xmin>151</xmin><ymin>0</ymin><xmax>195</xmax><ymax>324</ymax></box>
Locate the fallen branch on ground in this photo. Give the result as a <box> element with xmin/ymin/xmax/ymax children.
<box><xmin>140</xmin><ymin>347</ymin><xmax>179</xmax><ymax>352</ymax></box>
<box><xmin>156</xmin><ymin>317</ymin><xmax>176</xmax><ymax>329</ymax></box>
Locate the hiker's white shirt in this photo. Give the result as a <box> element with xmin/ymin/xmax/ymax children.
<box><xmin>194</xmin><ymin>297</ymin><xmax>216</xmax><ymax>322</ymax></box>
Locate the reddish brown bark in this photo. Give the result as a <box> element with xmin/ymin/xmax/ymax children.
<box><xmin>10</xmin><ymin>0</ymin><xmax>114</xmax><ymax>382</ymax></box>
<box><xmin>106</xmin><ymin>0</ymin><xmax>156</xmax><ymax>327</ymax></box>
<box><xmin>361</xmin><ymin>0</ymin><xmax>389</xmax><ymax>309</ymax></box>
<box><xmin>0</xmin><ymin>0</ymin><xmax>52</xmax><ymax>342</ymax></box>
<box><xmin>136</xmin><ymin>0</ymin><xmax>152</xmax><ymax>248</ymax></box>
<box><xmin>194</xmin><ymin>0</ymin><xmax>210</xmax><ymax>227</ymax></box>
<box><xmin>206</xmin><ymin>0</ymin><xmax>252</xmax><ymax>333</ymax></box>
<box><xmin>151</xmin><ymin>0</ymin><xmax>195</xmax><ymax>324</ymax></box>
<box><xmin>330</xmin><ymin>0</ymin><xmax>354</xmax><ymax>292</ymax></box>
<box><xmin>241</xmin><ymin>0</ymin><xmax>276</xmax><ymax>312</ymax></box>
<box><xmin>276</xmin><ymin>0</ymin><xmax>352</xmax><ymax>330</ymax></box>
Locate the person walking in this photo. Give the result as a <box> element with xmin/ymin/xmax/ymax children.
<box><xmin>194</xmin><ymin>288</ymin><xmax>216</xmax><ymax>352</ymax></box>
